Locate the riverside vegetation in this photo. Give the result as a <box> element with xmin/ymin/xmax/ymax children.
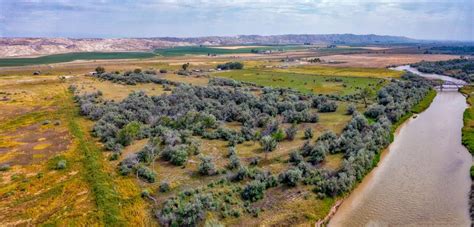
<box><xmin>69</xmin><ymin>64</ymin><xmax>433</xmax><ymax>225</ymax></box>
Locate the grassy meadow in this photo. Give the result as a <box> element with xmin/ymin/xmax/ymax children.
<box><xmin>215</xmin><ymin>68</ymin><xmax>387</xmax><ymax>95</ymax></box>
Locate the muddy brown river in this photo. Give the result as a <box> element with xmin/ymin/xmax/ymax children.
<box><xmin>329</xmin><ymin>66</ymin><xmax>472</xmax><ymax>226</ymax></box>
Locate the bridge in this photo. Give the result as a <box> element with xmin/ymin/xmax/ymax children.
<box><xmin>433</xmin><ymin>80</ymin><xmax>466</xmax><ymax>91</ymax></box>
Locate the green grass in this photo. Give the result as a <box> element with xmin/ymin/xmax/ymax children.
<box><xmin>215</xmin><ymin>69</ymin><xmax>385</xmax><ymax>95</ymax></box>
<box><xmin>155</xmin><ymin>45</ymin><xmax>305</xmax><ymax>57</ymax></box>
<box><xmin>63</xmin><ymin>91</ymin><xmax>123</xmax><ymax>225</ymax></box>
<box><xmin>0</xmin><ymin>52</ymin><xmax>156</xmax><ymax>67</ymax></box>
<box><xmin>273</xmin><ymin>65</ymin><xmax>403</xmax><ymax>78</ymax></box>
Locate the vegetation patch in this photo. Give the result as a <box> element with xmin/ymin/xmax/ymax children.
<box><xmin>461</xmin><ymin>85</ymin><xmax>474</xmax><ymax>154</ymax></box>
<box><xmin>0</xmin><ymin>52</ymin><xmax>156</xmax><ymax>67</ymax></box>
<box><xmin>155</xmin><ymin>45</ymin><xmax>305</xmax><ymax>56</ymax></box>
<box><xmin>215</xmin><ymin>69</ymin><xmax>385</xmax><ymax>95</ymax></box>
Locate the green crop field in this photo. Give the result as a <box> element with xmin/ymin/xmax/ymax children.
<box><xmin>154</xmin><ymin>45</ymin><xmax>306</xmax><ymax>56</ymax></box>
<box><xmin>0</xmin><ymin>52</ymin><xmax>157</xmax><ymax>67</ymax></box>
<box><xmin>272</xmin><ymin>65</ymin><xmax>402</xmax><ymax>78</ymax></box>
<box><xmin>214</xmin><ymin>69</ymin><xmax>386</xmax><ymax>95</ymax></box>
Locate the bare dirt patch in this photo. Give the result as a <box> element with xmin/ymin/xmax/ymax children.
<box><xmin>0</xmin><ymin>123</ymin><xmax>71</xmax><ymax>166</ymax></box>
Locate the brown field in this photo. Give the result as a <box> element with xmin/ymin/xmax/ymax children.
<box><xmin>319</xmin><ymin>53</ymin><xmax>459</xmax><ymax>68</ymax></box>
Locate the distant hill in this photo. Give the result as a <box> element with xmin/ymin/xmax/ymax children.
<box><xmin>0</xmin><ymin>34</ymin><xmax>416</xmax><ymax>58</ymax></box>
<box><xmin>158</xmin><ymin>34</ymin><xmax>415</xmax><ymax>45</ymax></box>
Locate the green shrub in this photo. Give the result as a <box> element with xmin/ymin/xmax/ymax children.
<box><xmin>271</xmin><ymin>128</ymin><xmax>286</xmax><ymax>141</ymax></box>
<box><xmin>278</xmin><ymin>168</ymin><xmax>303</xmax><ymax>187</ymax></box>
<box><xmin>198</xmin><ymin>156</ymin><xmax>217</xmax><ymax>176</ymax></box>
<box><xmin>304</xmin><ymin>128</ymin><xmax>314</xmax><ymax>139</ymax></box>
<box><xmin>137</xmin><ymin>166</ymin><xmax>156</xmax><ymax>183</ymax></box>
<box><xmin>471</xmin><ymin>165</ymin><xmax>474</xmax><ymax>179</ymax></box>
<box><xmin>0</xmin><ymin>164</ymin><xmax>10</xmax><ymax>171</ymax></box>
<box><xmin>241</xmin><ymin>180</ymin><xmax>265</xmax><ymax>202</ymax></box>
<box><xmin>159</xmin><ymin>182</ymin><xmax>170</xmax><ymax>192</ymax></box>
<box><xmin>56</xmin><ymin>160</ymin><xmax>67</xmax><ymax>170</ymax></box>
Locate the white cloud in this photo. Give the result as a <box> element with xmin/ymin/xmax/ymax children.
<box><xmin>0</xmin><ymin>0</ymin><xmax>472</xmax><ymax>40</ymax></box>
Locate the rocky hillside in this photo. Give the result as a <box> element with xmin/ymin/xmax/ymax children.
<box><xmin>0</xmin><ymin>34</ymin><xmax>415</xmax><ymax>57</ymax></box>
<box><xmin>0</xmin><ymin>38</ymin><xmax>191</xmax><ymax>57</ymax></box>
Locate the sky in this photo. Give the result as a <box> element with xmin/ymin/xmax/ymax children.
<box><xmin>0</xmin><ymin>0</ymin><xmax>473</xmax><ymax>41</ymax></box>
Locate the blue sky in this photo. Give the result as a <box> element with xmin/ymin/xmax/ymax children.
<box><xmin>0</xmin><ymin>0</ymin><xmax>473</xmax><ymax>40</ymax></box>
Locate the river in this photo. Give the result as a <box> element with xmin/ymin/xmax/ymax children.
<box><xmin>328</xmin><ymin>65</ymin><xmax>472</xmax><ymax>226</ymax></box>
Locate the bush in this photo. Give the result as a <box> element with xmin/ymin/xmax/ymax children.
<box><xmin>304</xmin><ymin>128</ymin><xmax>314</xmax><ymax>139</ymax></box>
<box><xmin>227</xmin><ymin>154</ymin><xmax>241</xmax><ymax>170</ymax></box>
<box><xmin>232</xmin><ymin>167</ymin><xmax>249</xmax><ymax>181</ymax></box>
<box><xmin>117</xmin><ymin>121</ymin><xmax>141</xmax><ymax>146</ymax></box>
<box><xmin>346</xmin><ymin>104</ymin><xmax>356</xmax><ymax>115</ymax></box>
<box><xmin>471</xmin><ymin>165</ymin><xmax>474</xmax><ymax>179</ymax></box>
<box><xmin>56</xmin><ymin>160</ymin><xmax>67</xmax><ymax>170</ymax></box>
<box><xmin>141</xmin><ymin>189</ymin><xmax>150</xmax><ymax>198</ymax></box>
<box><xmin>198</xmin><ymin>156</ymin><xmax>217</xmax><ymax>176</ymax></box>
<box><xmin>278</xmin><ymin>168</ymin><xmax>303</xmax><ymax>187</ymax></box>
<box><xmin>285</xmin><ymin>124</ymin><xmax>298</xmax><ymax>141</ymax></box>
<box><xmin>95</xmin><ymin>66</ymin><xmax>105</xmax><ymax>74</ymax></box>
<box><xmin>0</xmin><ymin>164</ymin><xmax>11</xmax><ymax>171</ymax></box>
<box><xmin>319</xmin><ymin>101</ymin><xmax>338</xmax><ymax>112</ymax></box>
<box><xmin>217</xmin><ymin>62</ymin><xmax>244</xmax><ymax>70</ymax></box>
<box><xmin>241</xmin><ymin>180</ymin><xmax>266</xmax><ymax>202</ymax></box>
<box><xmin>271</xmin><ymin>128</ymin><xmax>285</xmax><ymax>142</ymax></box>
<box><xmin>159</xmin><ymin>182</ymin><xmax>171</xmax><ymax>192</ymax></box>
<box><xmin>260</xmin><ymin>135</ymin><xmax>277</xmax><ymax>152</ymax></box>
<box><xmin>137</xmin><ymin>166</ymin><xmax>156</xmax><ymax>183</ymax></box>
<box><xmin>289</xmin><ymin>151</ymin><xmax>304</xmax><ymax>164</ymax></box>
<box><xmin>162</xmin><ymin>145</ymin><xmax>189</xmax><ymax>166</ymax></box>
<box><xmin>249</xmin><ymin>157</ymin><xmax>260</xmax><ymax>166</ymax></box>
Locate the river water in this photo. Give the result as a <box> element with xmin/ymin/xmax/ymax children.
<box><xmin>329</xmin><ymin>66</ymin><xmax>472</xmax><ymax>226</ymax></box>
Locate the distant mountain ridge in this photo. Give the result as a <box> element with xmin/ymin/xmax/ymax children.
<box><xmin>0</xmin><ymin>34</ymin><xmax>416</xmax><ymax>57</ymax></box>
<box><xmin>158</xmin><ymin>34</ymin><xmax>415</xmax><ymax>45</ymax></box>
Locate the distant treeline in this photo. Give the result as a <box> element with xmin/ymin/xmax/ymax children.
<box><xmin>411</xmin><ymin>58</ymin><xmax>474</xmax><ymax>82</ymax></box>
<box><xmin>426</xmin><ymin>46</ymin><xmax>474</xmax><ymax>55</ymax></box>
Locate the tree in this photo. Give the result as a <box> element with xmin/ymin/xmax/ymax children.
<box><xmin>260</xmin><ymin>135</ymin><xmax>277</xmax><ymax>160</ymax></box>
<box><xmin>182</xmin><ymin>63</ymin><xmax>190</xmax><ymax>71</ymax></box>
<box><xmin>95</xmin><ymin>66</ymin><xmax>105</xmax><ymax>74</ymax></box>
<box><xmin>360</xmin><ymin>87</ymin><xmax>373</xmax><ymax>108</ymax></box>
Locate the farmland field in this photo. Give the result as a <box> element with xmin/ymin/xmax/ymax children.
<box><xmin>154</xmin><ymin>45</ymin><xmax>307</xmax><ymax>56</ymax></box>
<box><xmin>0</xmin><ymin>52</ymin><xmax>157</xmax><ymax>67</ymax></box>
<box><xmin>214</xmin><ymin>68</ymin><xmax>388</xmax><ymax>95</ymax></box>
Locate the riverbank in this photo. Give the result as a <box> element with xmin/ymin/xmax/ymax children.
<box><xmin>460</xmin><ymin>85</ymin><xmax>474</xmax><ymax>221</ymax></box>
<box><xmin>321</xmin><ymin>87</ymin><xmax>437</xmax><ymax>226</ymax></box>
